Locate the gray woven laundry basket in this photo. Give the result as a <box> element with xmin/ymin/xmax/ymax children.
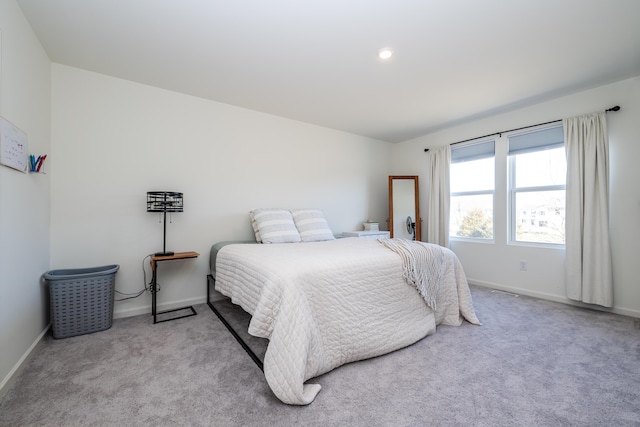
<box><xmin>44</xmin><ymin>265</ymin><xmax>119</xmax><ymax>339</ymax></box>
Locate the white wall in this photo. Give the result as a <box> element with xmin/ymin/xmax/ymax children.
<box><xmin>0</xmin><ymin>0</ymin><xmax>51</xmax><ymax>396</ymax></box>
<box><xmin>393</xmin><ymin>77</ymin><xmax>640</xmax><ymax>317</ymax></box>
<box><xmin>50</xmin><ymin>64</ymin><xmax>392</xmax><ymax>318</ymax></box>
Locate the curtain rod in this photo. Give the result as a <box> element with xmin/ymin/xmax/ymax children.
<box><xmin>423</xmin><ymin>105</ymin><xmax>621</xmax><ymax>152</ymax></box>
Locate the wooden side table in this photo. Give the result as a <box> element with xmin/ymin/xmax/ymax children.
<box><xmin>150</xmin><ymin>251</ymin><xmax>199</xmax><ymax>324</ymax></box>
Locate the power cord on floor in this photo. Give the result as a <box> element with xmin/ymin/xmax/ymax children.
<box><xmin>114</xmin><ymin>254</ymin><xmax>159</xmax><ymax>301</ymax></box>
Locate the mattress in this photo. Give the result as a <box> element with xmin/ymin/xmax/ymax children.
<box><xmin>209</xmin><ymin>240</ymin><xmax>254</xmax><ymax>278</ymax></box>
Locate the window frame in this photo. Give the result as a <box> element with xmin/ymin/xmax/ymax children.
<box><xmin>449</xmin><ymin>140</ymin><xmax>496</xmax><ymax>242</ymax></box>
<box><xmin>507</xmin><ymin>125</ymin><xmax>566</xmax><ymax>247</ymax></box>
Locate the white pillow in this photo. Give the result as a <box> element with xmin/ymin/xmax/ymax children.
<box><xmin>250</xmin><ymin>209</ymin><xmax>301</xmax><ymax>244</ymax></box>
<box><xmin>291</xmin><ymin>209</ymin><xmax>335</xmax><ymax>242</ymax></box>
<box><xmin>248</xmin><ymin>210</ymin><xmax>262</xmax><ymax>243</ymax></box>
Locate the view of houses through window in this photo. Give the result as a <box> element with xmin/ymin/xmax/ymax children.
<box><xmin>509</xmin><ymin>145</ymin><xmax>566</xmax><ymax>244</ymax></box>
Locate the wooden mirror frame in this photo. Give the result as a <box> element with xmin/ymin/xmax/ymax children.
<box><xmin>388</xmin><ymin>176</ymin><xmax>421</xmax><ymax>241</ymax></box>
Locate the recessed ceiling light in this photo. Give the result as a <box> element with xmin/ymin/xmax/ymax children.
<box><xmin>377</xmin><ymin>48</ymin><xmax>393</xmax><ymax>60</ymax></box>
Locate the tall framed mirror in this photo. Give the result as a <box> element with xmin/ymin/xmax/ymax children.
<box><xmin>388</xmin><ymin>176</ymin><xmax>421</xmax><ymax>241</ymax></box>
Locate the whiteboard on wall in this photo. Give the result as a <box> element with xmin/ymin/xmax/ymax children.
<box><xmin>0</xmin><ymin>116</ymin><xmax>29</xmax><ymax>173</ymax></box>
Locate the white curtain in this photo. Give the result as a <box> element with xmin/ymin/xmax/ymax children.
<box><xmin>427</xmin><ymin>145</ymin><xmax>451</xmax><ymax>247</ymax></box>
<box><xmin>564</xmin><ymin>112</ymin><xmax>613</xmax><ymax>307</ymax></box>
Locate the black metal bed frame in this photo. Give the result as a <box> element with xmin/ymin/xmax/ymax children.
<box><xmin>206</xmin><ymin>274</ymin><xmax>264</xmax><ymax>371</ymax></box>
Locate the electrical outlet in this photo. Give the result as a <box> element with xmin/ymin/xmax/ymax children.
<box><xmin>519</xmin><ymin>260</ymin><xmax>528</xmax><ymax>271</ymax></box>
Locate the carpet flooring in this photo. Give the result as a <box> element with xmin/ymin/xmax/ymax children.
<box><xmin>1</xmin><ymin>285</ymin><xmax>639</xmax><ymax>426</ymax></box>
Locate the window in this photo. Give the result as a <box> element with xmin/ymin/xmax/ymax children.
<box><xmin>450</xmin><ymin>140</ymin><xmax>495</xmax><ymax>240</ymax></box>
<box><xmin>508</xmin><ymin>126</ymin><xmax>565</xmax><ymax>245</ymax></box>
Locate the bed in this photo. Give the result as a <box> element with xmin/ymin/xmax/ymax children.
<box><xmin>208</xmin><ymin>236</ymin><xmax>480</xmax><ymax>405</ymax></box>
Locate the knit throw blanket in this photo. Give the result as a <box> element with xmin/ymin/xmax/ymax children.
<box><xmin>378</xmin><ymin>238</ymin><xmax>445</xmax><ymax>310</ymax></box>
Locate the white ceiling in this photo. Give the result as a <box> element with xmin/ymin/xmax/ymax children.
<box><xmin>16</xmin><ymin>0</ymin><xmax>640</xmax><ymax>143</ymax></box>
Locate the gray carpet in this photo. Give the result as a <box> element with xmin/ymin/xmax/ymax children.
<box><xmin>1</xmin><ymin>285</ymin><xmax>639</xmax><ymax>427</ymax></box>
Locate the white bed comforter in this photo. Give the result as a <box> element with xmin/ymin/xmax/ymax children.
<box><xmin>215</xmin><ymin>237</ymin><xmax>480</xmax><ymax>405</ymax></box>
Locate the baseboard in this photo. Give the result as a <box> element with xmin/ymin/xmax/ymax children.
<box><xmin>114</xmin><ymin>295</ymin><xmax>208</xmax><ymax>319</ymax></box>
<box><xmin>0</xmin><ymin>323</ymin><xmax>51</xmax><ymax>401</ymax></box>
<box><xmin>468</xmin><ymin>279</ymin><xmax>640</xmax><ymax>319</ymax></box>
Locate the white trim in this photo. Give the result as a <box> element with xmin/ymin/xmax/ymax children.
<box><xmin>0</xmin><ymin>323</ymin><xmax>51</xmax><ymax>400</ymax></box>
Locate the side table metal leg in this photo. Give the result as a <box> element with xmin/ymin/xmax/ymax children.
<box><xmin>151</xmin><ymin>269</ymin><xmax>157</xmax><ymax>324</ymax></box>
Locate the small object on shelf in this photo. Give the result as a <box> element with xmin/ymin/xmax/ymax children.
<box><xmin>363</xmin><ymin>221</ymin><xmax>379</xmax><ymax>232</ymax></box>
<box><xmin>29</xmin><ymin>154</ymin><xmax>47</xmax><ymax>173</ymax></box>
